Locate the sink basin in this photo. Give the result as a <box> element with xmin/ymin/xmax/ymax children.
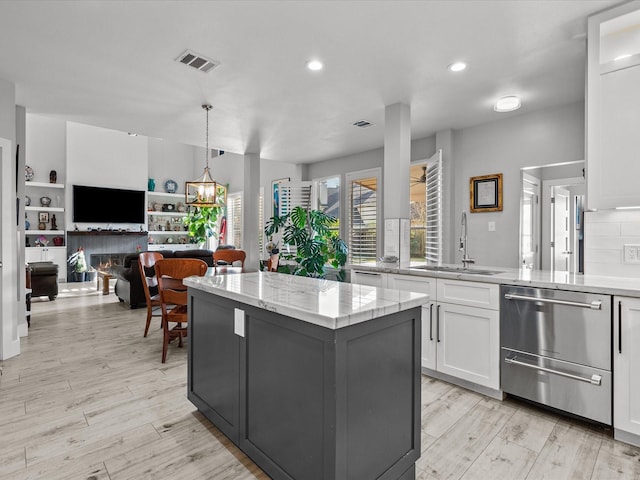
<box><xmin>411</xmin><ymin>265</ymin><xmax>503</xmax><ymax>275</ymax></box>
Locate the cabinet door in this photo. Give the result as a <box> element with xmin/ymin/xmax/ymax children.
<box><xmin>386</xmin><ymin>274</ymin><xmax>438</xmax><ymax>370</ymax></box>
<box><xmin>189</xmin><ymin>292</ymin><xmax>241</xmax><ymax>443</ymax></box>
<box><xmin>437</xmin><ymin>279</ymin><xmax>499</xmax><ymax>310</ymax></box>
<box><xmin>614</xmin><ymin>296</ymin><xmax>640</xmax><ymax>436</ymax></box>
<box><xmin>48</xmin><ymin>248</ymin><xmax>68</xmax><ymax>281</ymax></box>
<box><xmin>589</xmin><ymin>65</ymin><xmax>640</xmax><ymax>209</ymax></box>
<box><xmin>421</xmin><ymin>303</ymin><xmax>437</xmax><ymax>370</ymax></box>
<box><xmin>350</xmin><ymin>270</ymin><xmax>387</xmax><ymax>288</ymax></box>
<box><xmin>25</xmin><ymin>247</ymin><xmax>44</xmax><ymax>263</ymax></box>
<box><xmin>436</xmin><ymin>302</ymin><xmax>499</xmax><ymax>389</ymax></box>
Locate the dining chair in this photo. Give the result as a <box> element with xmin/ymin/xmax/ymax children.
<box><xmin>266</xmin><ymin>253</ymin><xmax>279</xmax><ymax>272</ymax></box>
<box><xmin>213</xmin><ymin>249</ymin><xmax>246</xmax><ymax>272</ymax></box>
<box><xmin>138</xmin><ymin>251</ymin><xmax>164</xmax><ymax>337</ymax></box>
<box><xmin>155</xmin><ymin>258</ymin><xmax>208</xmax><ymax>363</ymax></box>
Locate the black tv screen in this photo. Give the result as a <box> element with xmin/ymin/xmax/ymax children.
<box><xmin>73</xmin><ymin>185</ymin><xmax>145</xmax><ymax>224</ymax></box>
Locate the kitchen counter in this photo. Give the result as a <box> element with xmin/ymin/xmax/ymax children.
<box><xmin>186</xmin><ymin>272</ymin><xmax>423</xmax><ymax>479</ymax></box>
<box><xmin>184</xmin><ymin>271</ymin><xmax>429</xmax><ymax>329</ymax></box>
<box><xmin>349</xmin><ymin>262</ymin><xmax>640</xmax><ymax>297</ymax></box>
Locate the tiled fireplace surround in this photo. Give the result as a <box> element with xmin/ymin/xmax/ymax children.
<box><xmin>67</xmin><ymin>231</ymin><xmax>148</xmax><ymax>281</ymax></box>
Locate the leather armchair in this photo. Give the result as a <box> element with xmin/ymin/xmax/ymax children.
<box><xmin>111</xmin><ymin>250</ymin><xmax>214</xmax><ymax>308</ymax></box>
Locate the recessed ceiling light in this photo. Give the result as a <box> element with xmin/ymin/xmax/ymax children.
<box><xmin>127</xmin><ymin>132</ymin><xmax>138</xmax><ymax>136</ymax></box>
<box><xmin>306</xmin><ymin>59</ymin><xmax>324</xmax><ymax>71</ymax></box>
<box><xmin>448</xmin><ymin>62</ymin><xmax>467</xmax><ymax>72</ymax></box>
<box><xmin>494</xmin><ymin>96</ymin><xmax>522</xmax><ymax>113</ymax></box>
<box><xmin>614</xmin><ymin>54</ymin><xmax>632</xmax><ymax>61</ymax></box>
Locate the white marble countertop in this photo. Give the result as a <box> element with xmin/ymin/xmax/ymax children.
<box><xmin>184</xmin><ymin>272</ymin><xmax>429</xmax><ymax>329</ymax></box>
<box><xmin>349</xmin><ymin>262</ymin><xmax>640</xmax><ymax>297</ymax></box>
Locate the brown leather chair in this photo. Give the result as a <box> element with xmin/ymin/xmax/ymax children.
<box><xmin>138</xmin><ymin>252</ymin><xmax>164</xmax><ymax>337</ymax></box>
<box><xmin>213</xmin><ymin>249</ymin><xmax>246</xmax><ymax>272</ymax></box>
<box><xmin>155</xmin><ymin>258</ymin><xmax>208</xmax><ymax>363</ymax></box>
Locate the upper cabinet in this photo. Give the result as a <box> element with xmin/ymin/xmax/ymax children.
<box><xmin>587</xmin><ymin>2</ymin><xmax>640</xmax><ymax>210</ymax></box>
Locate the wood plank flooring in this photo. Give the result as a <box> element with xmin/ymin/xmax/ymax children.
<box><xmin>1</xmin><ymin>287</ymin><xmax>639</xmax><ymax>480</ymax></box>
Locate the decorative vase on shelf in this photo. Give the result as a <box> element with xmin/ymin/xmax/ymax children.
<box><xmin>25</xmin><ymin>195</ymin><xmax>31</xmax><ymax>206</ymax></box>
<box><xmin>40</xmin><ymin>196</ymin><xmax>51</xmax><ymax>207</ymax></box>
<box><xmin>49</xmin><ymin>170</ymin><xmax>57</xmax><ymax>183</ymax></box>
<box><xmin>148</xmin><ymin>178</ymin><xmax>155</xmax><ymax>192</ymax></box>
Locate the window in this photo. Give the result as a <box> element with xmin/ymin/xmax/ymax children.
<box><xmin>410</xmin><ymin>150</ymin><xmax>442</xmax><ymax>264</ymax></box>
<box><xmin>314</xmin><ymin>176</ymin><xmax>340</xmax><ymax>237</ymax></box>
<box><xmin>347</xmin><ymin>168</ymin><xmax>381</xmax><ymax>264</ymax></box>
<box><xmin>258</xmin><ymin>187</ymin><xmax>264</xmax><ymax>259</ymax></box>
<box><xmin>226</xmin><ymin>192</ymin><xmax>242</xmax><ymax>249</ymax></box>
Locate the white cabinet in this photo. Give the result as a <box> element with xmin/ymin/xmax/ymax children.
<box><xmin>383</xmin><ymin>273</ymin><xmax>501</xmax><ymax>391</ymax></box>
<box><xmin>587</xmin><ymin>3</ymin><xmax>640</xmax><ymax>209</ymax></box>
<box><xmin>614</xmin><ymin>296</ymin><xmax>640</xmax><ymax>444</ymax></box>
<box><xmin>350</xmin><ymin>269</ymin><xmax>388</xmax><ymax>288</ymax></box>
<box><xmin>147</xmin><ymin>191</ymin><xmax>190</xmax><ymax>250</ymax></box>
<box><xmin>387</xmin><ymin>274</ymin><xmax>437</xmax><ymax>370</ymax></box>
<box><xmin>25</xmin><ymin>246</ymin><xmax>67</xmax><ymax>281</ymax></box>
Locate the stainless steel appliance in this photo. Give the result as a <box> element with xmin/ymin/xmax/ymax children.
<box><xmin>501</xmin><ymin>285</ymin><xmax>612</xmax><ymax>424</ymax></box>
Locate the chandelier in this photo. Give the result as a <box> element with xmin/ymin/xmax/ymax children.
<box><xmin>186</xmin><ymin>104</ymin><xmax>219</xmax><ymax>207</ymax></box>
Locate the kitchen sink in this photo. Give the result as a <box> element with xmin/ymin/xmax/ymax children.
<box><xmin>411</xmin><ymin>265</ymin><xmax>503</xmax><ymax>275</ymax></box>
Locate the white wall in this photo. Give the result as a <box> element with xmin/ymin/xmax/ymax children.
<box><xmin>584</xmin><ymin>210</ymin><xmax>640</xmax><ymax>277</ymax></box>
<box><xmin>0</xmin><ymin>78</ymin><xmax>19</xmax><ymax>359</ymax></box>
<box><xmin>453</xmin><ymin>102</ymin><xmax>585</xmax><ymax>268</ymax></box>
<box><xmin>261</xmin><ymin>158</ymin><xmax>302</xmax><ymax>221</ymax></box>
<box><xmin>148</xmin><ymin>137</ymin><xmax>198</xmax><ymax>195</ymax></box>
<box><xmin>26</xmin><ymin>115</ymin><xmax>67</xmax><ymax>183</ymax></box>
<box><xmin>66</xmin><ymin>122</ymin><xmax>148</xmax><ymax>230</ymax></box>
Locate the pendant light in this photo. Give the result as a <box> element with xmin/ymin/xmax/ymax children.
<box><xmin>186</xmin><ymin>104</ymin><xmax>218</xmax><ymax>207</ymax></box>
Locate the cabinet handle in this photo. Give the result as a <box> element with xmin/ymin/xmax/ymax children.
<box><xmin>429</xmin><ymin>303</ymin><xmax>433</xmax><ymax>341</ymax></box>
<box><xmin>436</xmin><ymin>304</ymin><xmax>441</xmax><ymax>343</ymax></box>
<box><xmin>619</xmin><ymin>300</ymin><xmax>622</xmax><ymax>355</ymax></box>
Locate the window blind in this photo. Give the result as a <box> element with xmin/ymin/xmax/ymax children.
<box><xmin>348</xmin><ymin>175</ymin><xmax>378</xmax><ymax>264</ymax></box>
<box><xmin>258</xmin><ymin>188</ymin><xmax>264</xmax><ymax>259</ymax></box>
<box><xmin>278</xmin><ymin>181</ymin><xmax>313</xmax><ymax>258</ymax></box>
<box><xmin>424</xmin><ymin>149</ymin><xmax>443</xmax><ymax>264</ymax></box>
<box><xmin>227</xmin><ymin>192</ymin><xmax>242</xmax><ymax>249</ymax></box>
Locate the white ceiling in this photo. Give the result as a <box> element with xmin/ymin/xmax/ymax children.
<box><xmin>0</xmin><ymin>0</ymin><xmax>622</xmax><ymax>164</ymax></box>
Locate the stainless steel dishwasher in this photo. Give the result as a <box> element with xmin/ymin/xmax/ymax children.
<box><xmin>500</xmin><ymin>285</ymin><xmax>612</xmax><ymax>424</ymax></box>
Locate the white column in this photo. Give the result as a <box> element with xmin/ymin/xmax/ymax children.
<box><xmin>242</xmin><ymin>152</ymin><xmax>260</xmax><ymax>272</ymax></box>
<box><xmin>383</xmin><ymin>103</ymin><xmax>411</xmax><ymax>264</ymax></box>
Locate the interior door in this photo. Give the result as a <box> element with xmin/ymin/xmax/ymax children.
<box><xmin>552</xmin><ymin>187</ymin><xmax>571</xmax><ymax>273</ymax></box>
<box><xmin>520</xmin><ymin>174</ymin><xmax>540</xmax><ymax>269</ymax></box>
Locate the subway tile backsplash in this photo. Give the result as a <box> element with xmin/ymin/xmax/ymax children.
<box><xmin>584</xmin><ymin>210</ymin><xmax>640</xmax><ymax>278</ymax></box>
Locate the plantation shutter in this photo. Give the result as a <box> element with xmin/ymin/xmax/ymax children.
<box><xmin>278</xmin><ymin>181</ymin><xmax>312</xmax><ymax>215</ymax></box>
<box><xmin>227</xmin><ymin>192</ymin><xmax>243</xmax><ymax>249</ymax></box>
<box><xmin>348</xmin><ymin>175</ymin><xmax>378</xmax><ymax>264</ymax></box>
<box><xmin>278</xmin><ymin>182</ymin><xmax>313</xmax><ymax>257</ymax></box>
<box><xmin>425</xmin><ymin>149</ymin><xmax>443</xmax><ymax>264</ymax></box>
<box><xmin>258</xmin><ymin>188</ymin><xmax>264</xmax><ymax>259</ymax></box>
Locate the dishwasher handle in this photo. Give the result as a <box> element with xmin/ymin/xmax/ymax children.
<box><xmin>504</xmin><ymin>356</ymin><xmax>602</xmax><ymax>386</ymax></box>
<box><xmin>504</xmin><ymin>293</ymin><xmax>602</xmax><ymax>310</ymax></box>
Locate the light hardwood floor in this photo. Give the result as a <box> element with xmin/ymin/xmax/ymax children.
<box><xmin>1</xmin><ymin>287</ymin><xmax>639</xmax><ymax>480</ymax></box>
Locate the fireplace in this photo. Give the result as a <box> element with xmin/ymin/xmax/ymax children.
<box><xmin>67</xmin><ymin>231</ymin><xmax>147</xmax><ymax>282</ymax></box>
<box><xmin>90</xmin><ymin>253</ymin><xmax>128</xmax><ymax>272</ymax></box>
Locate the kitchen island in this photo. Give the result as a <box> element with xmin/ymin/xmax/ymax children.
<box><xmin>184</xmin><ymin>272</ymin><xmax>429</xmax><ymax>480</ymax></box>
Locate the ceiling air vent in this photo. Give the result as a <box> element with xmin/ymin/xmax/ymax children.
<box><xmin>353</xmin><ymin>120</ymin><xmax>374</xmax><ymax>128</ymax></box>
<box><xmin>176</xmin><ymin>50</ymin><xmax>220</xmax><ymax>73</ymax></box>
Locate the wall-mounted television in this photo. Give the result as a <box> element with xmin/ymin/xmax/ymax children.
<box><xmin>73</xmin><ymin>185</ymin><xmax>145</xmax><ymax>224</ymax></box>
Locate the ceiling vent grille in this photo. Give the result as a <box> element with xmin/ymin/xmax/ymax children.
<box><xmin>353</xmin><ymin>120</ymin><xmax>374</xmax><ymax>128</ymax></box>
<box><xmin>176</xmin><ymin>50</ymin><xmax>220</xmax><ymax>73</ymax></box>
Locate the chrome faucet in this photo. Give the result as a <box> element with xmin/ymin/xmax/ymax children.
<box><xmin>459</xmin><ymin>211</ymin><xmax>475</xmax><ymax>269</ymax></box>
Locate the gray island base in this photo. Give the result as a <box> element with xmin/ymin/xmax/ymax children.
<box><xmin>184</xmin><ymin>272</ymin><xmax>427</xmax><ymax>480</ymax></box>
